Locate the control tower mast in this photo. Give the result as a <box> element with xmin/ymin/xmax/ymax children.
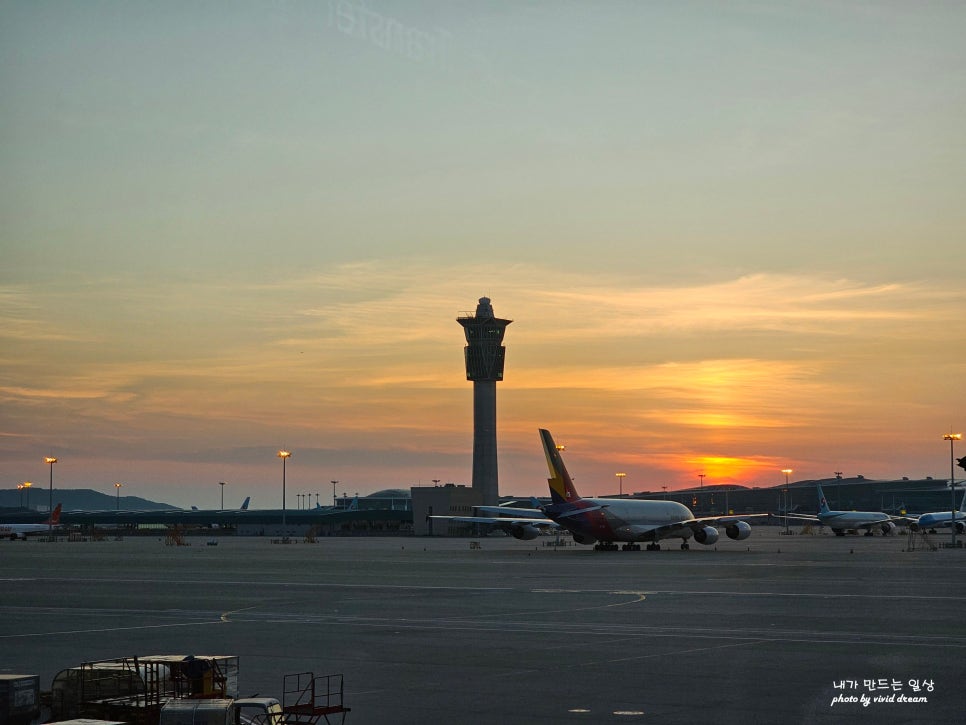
<box><xmin>457</xmin><ymin>297</ymin><xmax>512</xmax><ymax>507</ymax></box>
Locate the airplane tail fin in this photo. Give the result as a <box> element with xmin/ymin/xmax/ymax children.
<box><xmin>46</xmin><ymin>503</ymin><xmax>62</xmax><ymax>525</ymax></box>
<box><xmin>240</xmin><ymin>496</ymin><xmax>251</xmax><ymax>510</ymax></box>
<box><xmin>816</xmin><ymin>484</ymin><xmax>831</xmax><ymax>514</ymax></box>
<box><xmin>539</xmin><ymin>429</ymin><xmax>582</xmax><ymax>505</ymax></box>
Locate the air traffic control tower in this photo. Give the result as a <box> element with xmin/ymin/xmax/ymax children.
<box><xmin>457</xmin><ymin>297</ymin><xmax>512</xmax><ymax>507</ymax></box>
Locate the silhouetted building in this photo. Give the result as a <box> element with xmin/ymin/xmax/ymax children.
<box><xmin>412</xmin><ymin>483</ymin><xmax>481</xmax><ymax>536</ymax></box>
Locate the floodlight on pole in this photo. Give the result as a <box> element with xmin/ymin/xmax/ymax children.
<box><xmin>219</xmin><ymin>481</ymin><xmax>226</xmax><ymax>510</ymax></box>
<box><xmin>44</xmin><ymin>457</ymin><xmax>57</xmax><ymax>538</ymax></box>
<box><xmin>615</xmin><ymin>472</ymin><xmax>626</xmax><ymax>498</ymax></box>
<box><xmin>278</xmin><ymin>450</ymin><xmax>291</xmax><ymax>527</ymax></box>
<box><xmin>944</xmin><ymin>433</ymin><xmax>962</xmax><ymax>548</ymax></box>
<box><xmin>115</xmin><ymin>482</ymin><xmax>122</xmax><ymax>511</ymax></box>
<box><xmin>781</xmin><ymin>469</ymin><xmax>793</xmax><ymax>535</ymax></box>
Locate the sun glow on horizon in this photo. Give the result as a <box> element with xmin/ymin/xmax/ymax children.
<box><xmin>680</xmin><ymin>456</ymin><xmax>782</xmax><ymax>486</ymax></box>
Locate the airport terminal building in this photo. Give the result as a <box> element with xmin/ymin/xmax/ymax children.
<box><xmin>0</xmin><ymin>475</ymin><xmax>959</xmax><ymax>538</ymax></box>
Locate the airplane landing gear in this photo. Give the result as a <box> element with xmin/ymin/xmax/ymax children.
<box><xmin>680</xmin><ymin>542</ymin><xmax>689</xmax><ymax>550</ymax></box>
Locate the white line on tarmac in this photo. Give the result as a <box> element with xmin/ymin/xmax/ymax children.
<box><xmin>7</xmin><ymin>577</ymin><xmax>962</xmax><ymax>601</ymax></box>
<box><xmin>0</xmin><ymin>619</ymin><xmax>223</xmax><ymax>639</ymax></box>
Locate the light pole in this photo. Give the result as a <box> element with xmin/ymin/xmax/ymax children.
<box><xmin>332</xmin><ymin>480</ymin><xmax>339</xmax><ymax>507</ymax></box>
<box><xmin>278</xmin><ymin>450</ymin><xmax>291</xmax><ymax>527</ymax></box>
<box><xmin>115</xmin><ymin>482</ymin><xmax>122</xmax><ymax>511</ymax></box>
<box><xmin>219</xmin><ymin>481</ymin><xmax>226</xmax><ymax>510</ymax></box>
<box><xmin>782</xmin><ymin>469</ymin><xmax>793</xmax><ymax>535</ymax></box>
<box><xmin>22</xmin><ymin>482</ymin><xmax>32</xmax><ymax>509</ymax></box>
<box><xmin>615</xmin><ymin>472</ymin><xmax>626</xmax><ymax>498</ymax></box>
<box><xmin>44</xmin><ymin>457</ymin><xmax>57</xmax><ymax>538</ymax></box>
<box><xmin>944</xmin><ymin>433</ymin><xmax>962</xmax><ymax>548</ymax></box>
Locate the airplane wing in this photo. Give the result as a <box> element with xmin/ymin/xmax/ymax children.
<box><xmin>691</xmin><ymin>513</ymin><xmax>772</xmax><ymax>525</ymax></box>
<box><xmin>429</xmin><ymin>515</ymin><xmax>559</xmax><ymax>528</ymax></box>
<box><xmin>616</xmin><ymin>513</ymin><xmax>769</xmax><ymax>543</ymax></box>
<box><xmin>886</xmin><ymin>514</ymin><xmax>917</xmax><ymax>526</ymax></box>
<box><xmin>473</xmin><ymin>505</ymin><xmax>546</xmax><ymax>518</ymax></box>
<box><xmin>770</xmin><ymin>513</ymin><xmax>821</xmax><ymax>523</ymax></box>
<box><xmin>777</xmin><ymin>513</ymin><xmax>913</xmax><ymax>527</ymax></box>
<box><xmin>428</xmin><ymin>514</ymin><xmax>562</xmax><ymax>540</ymax></box>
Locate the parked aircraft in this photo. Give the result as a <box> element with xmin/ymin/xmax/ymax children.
<box><xmin>1</xmin><ymin>504</ymin><xmax>63</xmax><ymax>540</ymax></box>
<box><xmin>788</xmin><ymin>484</ymin><xmax>902</xmax><ymax>536</ymax></box>
<box><xmin>191</xmin><ymin>497</ymin><xmax>251</xmax><ymax>511</ymax></box>
<box><xmin>911</xmin><ymin>489</ymin><xmax>966</xmax><ymax>533</ymax></box>
<box><xmin>434</xmin><ymin>429</ymin><xmax>762</xmax><ymax>551</ymax></box>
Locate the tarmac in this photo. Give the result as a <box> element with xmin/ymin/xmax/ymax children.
<box><xmin>1</xmin><ymin>527</ymin><xmax>964</xmax><ymax>725</ymax></box>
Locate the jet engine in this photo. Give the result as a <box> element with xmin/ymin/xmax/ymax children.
<box><xmin>725</xmin><ymin>521</ymin><xmax>752</xmax><ymax>541</ymax></box>
<box><xmin>880</xmin><ymin>521</ymin><xmax>897</xmax><ymax>536</ymax></box>
<box><xmin>693</xmin><ymin>526</ymin><xmax>719</xmax><ymax>545</ymax></box>
<box><xmin>571</xmin><ymin>532</ymin><xmax>597</xmax><ymax>546</ymax></box>
<box><xmin>510</xmin><ymin>524</ymin><xmax>541</xmax><ymax>541</ymax></box>
<box><xmin>956</xmin><ymin>521</ymin><xmax>965</xmax><ymax>534</ymax></box>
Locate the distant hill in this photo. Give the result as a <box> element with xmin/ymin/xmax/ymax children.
<box><xmin>0</xmin><ymin>488</ymin><xmax>179</xmax><ymax>512</ymax></box>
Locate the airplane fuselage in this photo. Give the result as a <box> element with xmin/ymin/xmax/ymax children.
<box><xmin>818</xmin><ymin>512</ymin><xmax>888</xmax><ymax>528</ymax></box>
<box><xmin>545</xmin><ymin>498</ymin><xmax>698</xmax><ymax>544</ymax></box>
<box><xmin>0</xmin><ymin>523</ymin><xmax>49</xmax><ymax>539</ymax></box>
<box><xmin>816</xmin><ymin>511</ymin><xmax>896</xmax><ymax>535</ymax></box>
<box><xmin>915</xmin><ymin>511</ymin><xmax>966</xmax><ymax>532</ymax></box>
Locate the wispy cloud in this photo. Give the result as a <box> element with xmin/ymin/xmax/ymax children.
<box><xmin>2</xmin><ymin>263</ymin><xmax>963</xmax><ymax>494</ymax></box>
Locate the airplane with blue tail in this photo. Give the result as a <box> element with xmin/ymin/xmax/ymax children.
<box><xmin>785</xmin><ymin>484</ymin><xmax>906</xmax><ymax>536</ymax></box>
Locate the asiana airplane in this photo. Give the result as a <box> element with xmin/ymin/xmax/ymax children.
<box><xmin>433</xmin><ymin>429</ymin><xmax>765</xmax><ymax>551</ymax></box>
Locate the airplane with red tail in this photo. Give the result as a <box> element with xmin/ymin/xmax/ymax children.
<box><xmin>1</xmin><ymin>503</ymin><xmax>63</xmax><ymax>540</ymax></box>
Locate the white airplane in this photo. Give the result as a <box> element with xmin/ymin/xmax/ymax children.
<box><xmin>911</xmin><ymin>489</ymin><xmax>966</xmax><ymax>533</ymax></box>
<box><xmin>190</xmin><ymin>497</ymin><xmax>251</xmax><ymax>511</ymax></box>
<box><xmin>1</xmin><ymin>504</ymin><xmax>63</xmax><ymax>540</ymax></box>
<box><xmin>789</xmin><ymin>484</ymin><xmax>902</xmax><ymax>536</ymax></box>
<box><xmin>433</xmin><ymin>429</ymin><xmax>762</xmax><ymax>551</ymax></box>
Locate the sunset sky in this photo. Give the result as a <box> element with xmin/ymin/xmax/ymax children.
<box><xmin>2</xmin><ymin>2</ymin><xmax>964</xmax><ymax>509</ymax></box>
